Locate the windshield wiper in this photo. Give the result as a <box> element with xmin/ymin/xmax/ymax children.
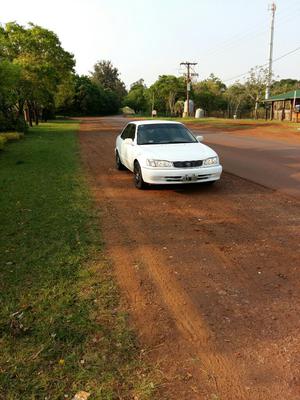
<box><xmin>139</xmin><ymin>141</ymin><xmax>194</xmax><ymax>145</ymax></box>
<box><xmin>165</xmin><ymin>141</ymin><xmax>193</xmax><ymax>144</ymax></box>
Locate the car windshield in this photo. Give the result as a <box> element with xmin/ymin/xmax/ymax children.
<box><xmin>137</xmin><ymin>123</ymin><xmax>197</xmax><ymax>145</ymax></box>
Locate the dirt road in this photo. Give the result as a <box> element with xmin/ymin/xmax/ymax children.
<box><xmin>79</xmin><ymin>117</ymin><xmax>300</xmax><ymax>400</ymax></box>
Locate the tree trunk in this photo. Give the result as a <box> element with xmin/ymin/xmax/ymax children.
<box><xmin>151</xmin><ymin>93</ymin><xmax>155</xmax><ymax>112</ymax></box>
<box><xmin>254</xmin><ymin>96</ymin><xmax>259</xmax><ymax>119</ymax></box>
<box><xmin>28</xmin><ymin>102</ymin><xmax>33</xmax><ymax>127</ymax></box>
<box><xmin>33</xmin><ymin>103</ymin><xmax>39</xmax><ymax>125</ymax></box>
<box><xmin>234</xmin><ymin>100</ymin><xmax>241</xmax><ymax>118</ymax></box>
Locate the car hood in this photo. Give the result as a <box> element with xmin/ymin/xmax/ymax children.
<box><xmin>139</xmin><ymin>142</ymin><xmax>216</xmax><ymax>161</ymax></box>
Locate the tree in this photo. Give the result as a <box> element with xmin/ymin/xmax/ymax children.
<box><xmin>55</xmin><ymin>75</ymin><xmax>121</xmax><ymax>116</ymax></box>
<box><xmin>271</xmin><ymin>78</ymin><xmax>300</xmax><ymax>95</ymax></box>
<box><xmin>91</xmin><ymin>60</ymin><xmax>127</xmax><ymax>108</ymax></box>
<box><xmin>0</xmin><ymin>60</ymin><xmax>23</xmax><ymax>131</ymax></box>
<box><xmin>225</xmin><ymin>83</ymin><xmax>251</xmax><ymax>118</ymax></box>
<box><xmin>55</xmin><ymin>74</ymin><xmax>76</xmax><ymax>115</ymax></box>
<box><xmin>70</xmin><ymin>75</ymin><xmax>109</xmax><ymax>115</ymax></box>
<box><xmin>123</xmin><ymin>79</ymin><xmax>148</xmax><ymax>113</ymax></box>
<box><xmin>244</xmin><ymin>66</ymin><xmax>269</xmax><ymax>119</ymax></box>
<box><xmin>193</xmin><ymin>74</ymin><xmax>227</xmax><ymax>116</ymax></box>
<box><xmin>149</xmin><ymin>75</ymin><xmax>185</xmax><ymax>115</ymax></box>
<box><xmin>0</xmin><ymin>22</ymin><xmax>75</xmax><ymax>125</ymax></box>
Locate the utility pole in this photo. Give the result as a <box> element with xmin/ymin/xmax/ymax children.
<box><xmin>265</xmin><ymin>2</ymin><xmax>276</xmax><ymax>100</ymax></box>
<box><xmin>180</xmin><ymin>61</ymin><xmax>197</xmax><ymax>117</ymax></box>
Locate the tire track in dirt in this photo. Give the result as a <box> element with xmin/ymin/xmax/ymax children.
<box><xmin>100</xmin><ymin>188</ymin><xmax>249</xmax><ymax>399</ymax></box>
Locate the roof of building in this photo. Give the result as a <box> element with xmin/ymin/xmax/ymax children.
<box><xmin>265</xmin><ymin>89</ymin><xmax>300</xmax><ymax>102</ymax></box>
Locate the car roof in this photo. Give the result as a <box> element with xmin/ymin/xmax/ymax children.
<box><xmin>129</xmin><ymin>120</ymin><xmax>183</xmax><ymax>127</ymax></box>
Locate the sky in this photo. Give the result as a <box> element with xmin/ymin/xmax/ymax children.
<box><xmin>1</xmin><ymin>0</ymin><xmax>300</xmax><ymax>88</ymax></box>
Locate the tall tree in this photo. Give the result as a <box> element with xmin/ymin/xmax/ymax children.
<box><xmin>0</xmin><ymin>22</ymin><xmax>75</xmax><ymax>125</ymax></box>
<box><xmin>193</xmin><ymin>74</ymin><xmax>227</xmax><ymax>116</ymax></box>
<box><xmin>91</xmin><ymin>60</ymin><xmax>126</xmax><ymax>107</ymax></box>
<box><xmin>71</xmin><ymin>76</ymin><xmax>106</xmax><ymax>115</ymax></box>
<box><xmin>123</xmin><ymin>79</ymin><xmax>148</xmax><ymax>113</ymax></box>
<box><xmin>0</xmin><ymin>60</ymin><xmax>22</xmax><ymax>131</ymax></box>
<box><xmin>225</xmin><ymin>83</ymin><xmax>251</xmax><ymax>118</ymax></box>
<box><xmin>149</xmin><ymin>75</ymin><xmax>185</xmax><ymax>115</ymax></box>
<box><xmin>244</xmin><ymin>66</ymin><xmax>269</xmax><ymax>119</ymax></box>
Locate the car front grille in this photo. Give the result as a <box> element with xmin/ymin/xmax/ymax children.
<box><xmin>173</xmin><ymin>160</ymin><xmax>203</xmax><ymax>168</ymax></box>
<box><xmin>164</xmin><ymin>174</ymin><xmax>212</xmax><ymax>182</ymax></box>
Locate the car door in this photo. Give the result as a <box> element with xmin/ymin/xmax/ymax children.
<box><xmin>121</xmin><ymin>124</ymin><xmax>137</xmax><ymax>170</ymax></box>
<box><xmin>124</xmin><ymin>125</ymin><xmax>137</xmax><ymax>171</ymax></box>
<box><xmin>119</xmin><ymin>124</ymin><xmax>132</xmax><ymax>168</ymax></box>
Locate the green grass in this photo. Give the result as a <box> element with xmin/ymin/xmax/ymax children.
<box><xmin>0</xmin><ymin>121</ymin><xmax>156</xmax><ymax>400</ymax></box>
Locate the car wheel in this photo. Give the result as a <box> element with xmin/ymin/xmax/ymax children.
<box><xmin>134</xmin><ymin>161</ymin><xmax>147</xmax><ymax>189</ymax></box>
<box><xmin>116</xmin><ymin>151</ymin><xmax>125</xmax><ymax>170</ymax></box>
<box><xmin>204</xmin><ymin>180</ymin><xmax>216</xmax><ymax>186</ymax></box>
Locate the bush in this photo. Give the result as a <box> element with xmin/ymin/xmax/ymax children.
<box><xmin>15</xmin><ymin>116</ymin><xmax>28</xmax><ymax>133</ymax></box>
<box><xmin>0</xmin><ymin>136</ymin><xmax>7</xmax><ymax>150</ymax></box>
<box><xmin>0</xmin><ymin>113</ymin><xmax>28</xmax><ymax>133</ymax></box>
<box><xmin>1</xmin><ymin>132</ymin><xmax>22</xmax><ymax>141</ymax></box>
<box><xmin>0</xmin><ymin>132</ymin><xmax>23</xmax><ymax>151</ymax></box>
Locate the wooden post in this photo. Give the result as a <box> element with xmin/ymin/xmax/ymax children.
<box><xmin>270</xmin><ymin>102</ymin><xmax>273</xmax><ymax>120</ymax></box>
<box><xmin>282</xmin><ymin>101</ymin><xmax>285</xmax><ymax>121</ymax></box>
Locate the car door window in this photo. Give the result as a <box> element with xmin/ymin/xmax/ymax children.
<box><xmin>128</xmin><ymin>125</ymin><xmax>136</xmax><ymax>141</ymax></box>
<box><xmin>121</xmin><ymin>125</ymin><xmax>132</xmax><ymax>139</ymax></box>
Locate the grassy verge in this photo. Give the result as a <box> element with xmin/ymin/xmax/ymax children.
<box><xmin>0</xmin><ymin>121</ymin><xmax>155</xmax><ymax>399</ymax></box>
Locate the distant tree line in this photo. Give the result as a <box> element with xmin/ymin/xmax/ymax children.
<box><xmin>123</xmin><ymin>68</ymin><xmax>300</xmax><ymax>119</ymax></box>
<box><xmin>1</xmin><ymin>21</ymin><xmax>299</xmax><ymax>133</ymax></box>
<box><xmin>0</xmin><ymin>22</ymin><xmax>127</xmax><ymax>132</ymax></box>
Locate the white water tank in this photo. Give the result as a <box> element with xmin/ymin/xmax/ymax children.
<box><xmin>184</xmin><ymin>100</ymin><xmax>194</xmax><ymax>116</ymax></box>
<box><xmin>195</xmin><ymin>108</ymin><xmax>204</xmax><ymax>118</ymax></box>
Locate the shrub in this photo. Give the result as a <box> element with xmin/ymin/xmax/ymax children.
<box><xmin>0</xmin><ymin>113</ymin><xmax>28</xmax><ymax>133</ymax></box>
<box><xmin>15</xmin><ymin>116</ymin><xmax>28</xmax><ymax>133</ymax></box>
<box><xmin>0</xmin><ymin>132</ymin><xmax>23</xmax><ymax>151</ymax></box>
<box><xmin>1</xmin><ymin>132</ymin><xmax>22</xmax><ymax>141</ymax></box>
<box><xmin>0</xmin><ymin>136</ymin><xmax>7</xmax><ymax>150</ymax></box>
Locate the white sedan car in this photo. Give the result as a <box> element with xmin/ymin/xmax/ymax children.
<box><xmin>115</xmin><ymin>120</ymin><xmax>222</xmax><ymax>189</ymax></box>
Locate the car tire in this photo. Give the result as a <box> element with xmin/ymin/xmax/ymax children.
<box><xmin>204</xmin><ymin>180</ymin><xmax>216</xmax><ymax>186</ymax></box>
<box><xmin>116</xmin><ymin>151</ymin><xmax>125</xmax><ymax>170</ymax></box>
<box><xmin>134</xmin><ymin>161</ymin><xmax>148</xmax><ymax>189</ymax></box>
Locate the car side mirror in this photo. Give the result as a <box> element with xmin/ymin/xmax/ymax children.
<box><xmin>124</xmin><ymin>138</ymin><xmax>134</xmax><ymax>145</ymax></box>
<box><xmin>196</xmin><ymin>135</ymin><xmax>203</xmax><ymax>142</ymax></box>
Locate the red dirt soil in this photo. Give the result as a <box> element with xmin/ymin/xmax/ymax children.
<box><xmin>79</xmin><ymin>117</ymin><xmax>300</xmax><ymax>400</ymax></box>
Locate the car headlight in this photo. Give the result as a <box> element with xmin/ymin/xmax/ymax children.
<box><xmin>203</xmin><ymin>156</ymin><xmax>219</xmax><ymax>166</ymax></box>
<box><xmin>146</xmin><ymin>159</ymin><xmax>173</xmax><ymax>167</ymax></box>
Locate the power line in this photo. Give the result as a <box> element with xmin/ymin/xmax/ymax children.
<box><xmin>200</xmin><ymin>2</ymin><xmax>300</xmax><ymax>60</ymax></box>
<box><xmin>223</xmin><ymin>45</ymin><xmax>300</xmax><ymax>83</ymax></box>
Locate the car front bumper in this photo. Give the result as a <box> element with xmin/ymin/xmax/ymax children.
<box><xmin>141</xmin><ymin>165</ymin><xmax>222</xmax><ymax>184</ymax></box>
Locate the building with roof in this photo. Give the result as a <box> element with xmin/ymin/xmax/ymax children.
<box><xmin>265</xmin><ymin>90</ymin><xmax>300</xmax><ymax>122</ymax></box>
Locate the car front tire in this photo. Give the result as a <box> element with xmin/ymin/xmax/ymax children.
<box><xmin>203</xmin><ymin>180</ymin><xmax>216</xmax><ymax>186</ymax></box>
<box><xmin>116</xmin><ymin>151</ymin><xmax>125</xmax><ymax>170</ymax></box>
<box><xmin>134</xmin><ymin>161</ymin><xmax>148</xmax><ymax>190</ymax></box>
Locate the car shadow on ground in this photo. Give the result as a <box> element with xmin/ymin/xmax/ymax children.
<box><xmin>145</xmin><ymin>181</ymin><xmax>222</xmax><ymax>194</ymax></box>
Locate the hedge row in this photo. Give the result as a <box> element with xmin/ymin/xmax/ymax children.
<box><xmin>0</xmin><ymin>132</ymin><xmax>24</xmax><ymax>150</ymax></box>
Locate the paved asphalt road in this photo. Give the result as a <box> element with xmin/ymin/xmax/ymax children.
<box><xmin>195</xmin><ymin>131</ymin><xmax>300</xmax><ymax>199</ymax></box>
